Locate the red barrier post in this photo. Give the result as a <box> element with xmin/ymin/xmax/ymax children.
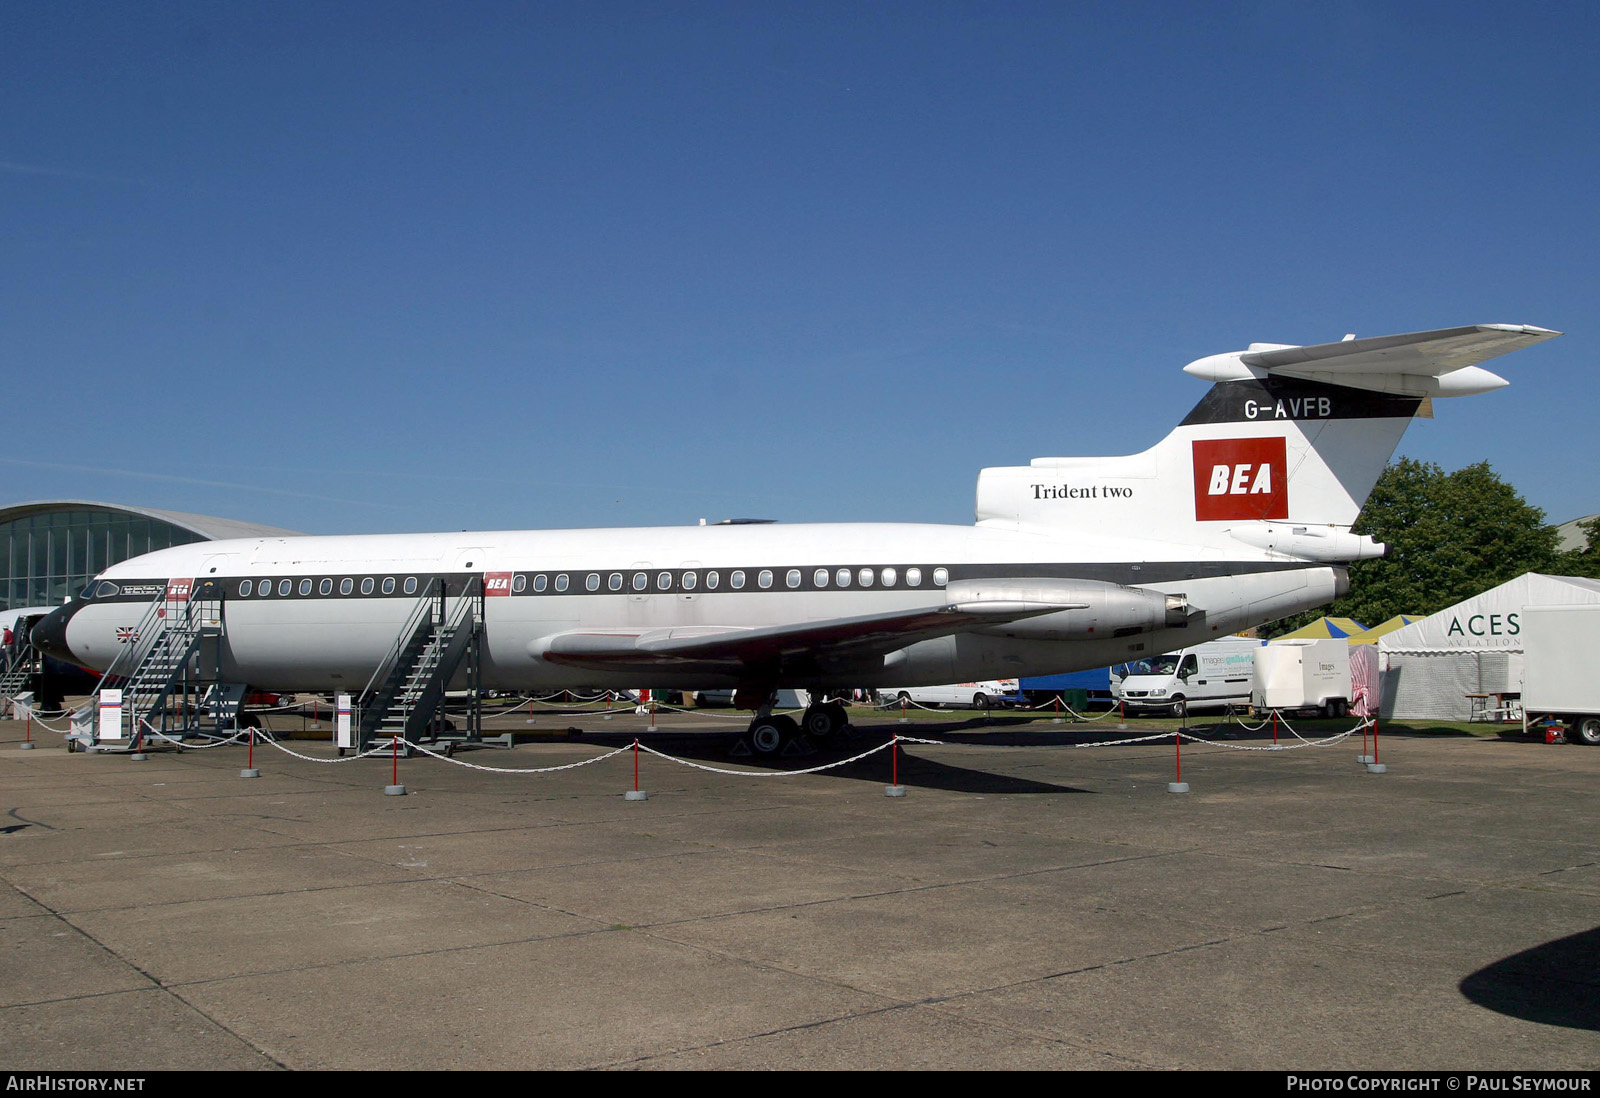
<box><xmin>625</xmin><ymin>738</ymin><xmax>648</xmax><ymax>801</ymax></box>
<box><xmin>384</xmin><ymin>734</ymin><xmax>406</xmax><ymax>795</ymax></box>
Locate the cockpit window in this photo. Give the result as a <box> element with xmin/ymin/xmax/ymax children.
<box><xmin>94</xmin><ymin>580</ymin><xmax>120</xmax><ymax>598</ymax></box>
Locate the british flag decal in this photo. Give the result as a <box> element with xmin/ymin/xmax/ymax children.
<box><xmin>116</xmin><ymin>627</ymin><xmax>139</xmax><ymax>644</ymax></box>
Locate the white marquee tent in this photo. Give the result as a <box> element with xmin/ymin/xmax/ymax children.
<box><xmin>1377</xmin><ymin>573</ymin><xmax>1600</xmax><ymax>720</ymax></box>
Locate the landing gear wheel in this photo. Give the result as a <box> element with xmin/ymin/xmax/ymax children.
<box><xmin>747</xmin><ymin>715</ymin><xmax>798</xmax><ymax>756</ymax></box>
<box><xmin>801</xmin><ymin>702</ymin><xmax>847</xmax><ymax>741</ymax></box>
<box><xmin>1572</xmin><ymin>716</ymin><xmax>1600</xmax><ymax>746</ymax></box>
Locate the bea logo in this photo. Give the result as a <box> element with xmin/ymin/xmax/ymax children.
<box><xmin>484</xmin><ymin>571</ymin><xmax>515</xmax><ymax>596</ymax></box>
<box><xmin>1192</xmin><ymin>438</ymin><xmax>1288</xmax><ymax>521</ymax></box>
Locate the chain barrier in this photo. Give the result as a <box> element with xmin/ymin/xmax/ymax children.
<box><xmin>394</xmin><ymin>739</ymin><xmax>635</xmax><ymax>774</ymax></box>
<box><xmin>254</xmin><ymin>737</ymin><xmax>401</xmax><ymax>765</ymax></box>
<box><xmin>1060</xmin><ymin>704</ymin><xmax>1124</xmax><ymax>722</ymax></box>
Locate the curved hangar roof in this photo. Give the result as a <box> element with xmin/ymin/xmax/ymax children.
<box><xmin>1</xmin><ymin>500</ymin><xmax>301</xmax><ymax>611</ymax></box>
<box><xmin>0</xmin><ymin>500</ymin><xmax>300</xmax><ymax>541</ymax></box>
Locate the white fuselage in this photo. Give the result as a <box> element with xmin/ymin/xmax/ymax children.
<box><xmin>52</xmin><ymin>520</ymin><xmax>1340</xmax><ymax>694</ymax></box>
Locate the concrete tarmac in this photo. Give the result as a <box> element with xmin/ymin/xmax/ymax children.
<box><xmin>1</xmin><ymin>706</ymin><xmax>1596</xmax><ymax>1071</ymax></box>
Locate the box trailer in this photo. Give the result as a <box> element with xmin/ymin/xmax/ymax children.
<box><xmin>1521</xmin><ymin>604</ymin><xmax>1600</xmax><ymax>745</ymax></box>
<box><xmin>1251</xmin><ymin>638</ymin><xmax>1351</xmax><ymax>717</ymax></box>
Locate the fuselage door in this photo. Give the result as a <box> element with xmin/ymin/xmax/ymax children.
<box><xmin>677</xmin><ymin>561</ymin><xmax>702</xmax><ymax>603</ymax></box>
<box><xmin>627</xmin><ymin>562</ymin><xmax>653</xmax><ymax>604</ymax></box>
<box><xmin>452</xmin><ymin>547</ymin><xmax>493</xmax><ymax>596</ymax></box>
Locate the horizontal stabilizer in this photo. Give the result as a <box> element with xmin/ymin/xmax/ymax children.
<box><xmin>1184</xmin><ymin>324</ymin><xmax>1561</xmax><ymax>397</ymax></box>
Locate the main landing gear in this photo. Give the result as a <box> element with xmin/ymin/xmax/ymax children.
<box><xmin>740</xmin><ymin>698</ymin><xmax>852</xmax><ymax>757</ymax></box>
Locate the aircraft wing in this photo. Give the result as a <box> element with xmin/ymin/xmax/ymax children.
<box><xmin>532</xmin><ymin>599</ymin><xmax>1086</xmax><ymax>677</ymax></box>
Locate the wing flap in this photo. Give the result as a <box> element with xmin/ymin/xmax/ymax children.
<box><xmin>531</xmin><ymin>599</ymin><xmax>1084</xmax><ymax>674</ymax></box>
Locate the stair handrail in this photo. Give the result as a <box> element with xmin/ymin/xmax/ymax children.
<box><xmin>358</xmin><ymin>577</ymin><xmax>443</xmax><ymax>703</ymax></box>
<box><xmin>84</xmin><ymin>594</ymin><xmax>168</xmax><ymax>698</ymax></box>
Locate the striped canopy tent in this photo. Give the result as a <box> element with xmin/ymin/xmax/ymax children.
<box><xmin>1350</xmin><ymin>615</ymin><xmax>1421</xmax><ymax>644</ymax></box>
<box><xmin>1275</xmin><ymin>616</ymin><xmax>1369</xmax><ymax>641</ymax></box>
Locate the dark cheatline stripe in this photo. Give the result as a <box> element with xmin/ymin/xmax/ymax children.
<box><xmin>88</xmin><ymin>559</ymin><xmax>1326</xmax><ymax>604</ymax></box>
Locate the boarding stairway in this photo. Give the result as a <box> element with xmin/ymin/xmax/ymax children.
<box><xmin>1</xmin><ymin>643</ymin><xmax>39</xmax><ymax>700</ymax></box>
<box><xmin>357</xmin><ymin>577</ymin><xmax>490</xmax><ymax>753</ymax></box>
<box><xmin>74</xmin><ymin>581</ymin><xmax>232</xmax><ymax>750</ymax></box>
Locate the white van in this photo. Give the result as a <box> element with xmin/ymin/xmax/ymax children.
<box><xmin>1115</xmin><ymin>637</ymin><xmax>1261</xmax><ymax>713</ymax></box>
<box><xmin>882</xmin><ymin>680</ymin><xmax>1019</xmax><ymax>709</ymax></box>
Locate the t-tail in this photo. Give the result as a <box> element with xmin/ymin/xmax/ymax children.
<box><xmin>975</xmin><ymin>324</ymin><xmax>1561</xmax><ymax>558</ymax></box>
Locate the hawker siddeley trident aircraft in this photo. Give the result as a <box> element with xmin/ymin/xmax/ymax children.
<box><xmin>34</xmin><ymin>323</ymin><xmax>1559</xmax><ymax>752</ymax></box>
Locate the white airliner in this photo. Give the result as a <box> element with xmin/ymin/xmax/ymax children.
<box><xmin>34</xmin><ymin>323</ymin><xmax>1559</xmax><ymax>751</ymax></box>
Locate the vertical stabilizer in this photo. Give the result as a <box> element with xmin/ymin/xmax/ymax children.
<box><xmin>975</xmin><ymin>324</ymin><xmax>1559</xmax><ymax>558</ymax></box>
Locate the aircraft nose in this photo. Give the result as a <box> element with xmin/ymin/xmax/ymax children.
<box><xmin>30</xmin><ymin>603</ymin><xmax>78</xmax><ymax>665</ymax></box>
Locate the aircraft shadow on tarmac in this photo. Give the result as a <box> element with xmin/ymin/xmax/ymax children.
<box><xmin>565</xmin><ymin>721</ymin><xmax>1095</xmax><ymax>795</ymax></box>
<box><xmin>1459</xmin><ymin>926</ymin><xmax>1600</xmax><ymax>1031</ymax></box>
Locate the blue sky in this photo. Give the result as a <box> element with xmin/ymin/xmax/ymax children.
<box><xmin>4</xmin><ymin>1</ymin><xmax>1595</xmax><ymax>535</ymax></box>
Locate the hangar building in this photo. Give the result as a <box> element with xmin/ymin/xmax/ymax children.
<box><xmin>1</xmin><ymin>501</ymin><xmax>297</xmax><ymax>612</ymax></box>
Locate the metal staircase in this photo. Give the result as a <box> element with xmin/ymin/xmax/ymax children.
<box><xmin>357</xmin><ymin>577</ymin><xmax>485</xmax><ymax>752</ymax></box>
<box><xmin>77</xmin><ymin>581</ymin><xmax>227</xmax><ymax>748</ymax></box>
<box><xmin>0</xmin><ymin>643</ymin><xmax>38</xmax><ymax>699</ymax></box>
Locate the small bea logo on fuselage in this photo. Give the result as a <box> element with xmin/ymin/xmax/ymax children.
<box><xmin>1192</xmin><ymin>438</ymin><xmax>1288</xmax><ymax>521</ymax></box>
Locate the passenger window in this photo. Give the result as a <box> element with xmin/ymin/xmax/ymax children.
<box><xmin>361</xmin><ymin>578</ymin><xmax>374</xmax><ymax>595</ymax></box>
<box><xmin>814</xmin><ymin>569</ymin><xmax>829</xmax><ymax>587</ymax></box>
<box><xmin>633</xmin><ymin>572</ymin><xmax>647</xmax><ymax>591</ymax></box>
<box><xmin>260</xmin><ymin>580</ymin><xmax>273</xmax><ymax>597</ymax></box>
<box><xmin>555</xmin><ymin>574</ymin><xmax>569</xmax><ymax>592</ymax></box>
<box><xmin>706</xmin><ymin>571</ymin><xmax>719</xmax><ymax>589</ymax></box>
<box><xmin>731</xmin><ymin>570</ymin><xmax>745</xmax><ymax>590</ymax></box>
<box><xmin>298</xmin><ymin>579</ymin><xmax>313</xmax><ymax>596</ymax></box>
<box><xmin>933</xmin><ymin>567</ymin><xmax>949</xmax><ymax>586</ymax></box>
<box><xmin>280</xmin><ymin>579</ymin><xmax>293</xmax><ymax>595</ymax></box>
<box><xmin>608</xmin><ymin>573</ymin><xmax>623</xmax><ymax>591</ymax></box>
<box><xmin>381</xmin><ymin>577</ymin><xmax>395</xmax><ymax>594</ymax></box>
<box><xmin>585</xmin><ymin>574</ymin><xmax>599</xmax><ymax>592</ymax></box>
<box><xmin>657</xmin><ymin>572</ymin><xmax>672</xmax><ymax>590</ymax></box>
<box><xmin>836</xmin><ymin>568</ymin><xmax>850</xmax><ymax>587</ymax></box>
<box><xmin>319</xmin><ymin>578</ymin><xmax>333</xmax><ymax>596</ymax></box>
<box><xmin>403</xmin><ymin>577</ymin><xmax>418</xmax><ymax>595</ymax></box>
<box><xmin>339</xmin><ymin>578</ymin><xmax>353</xmax><ymax>595</ymax></box>
<box><xmin>513</xmin><ymin>575</ymin><xmax>528</xmax><ymax>593</ymax></box>
<box><xmin>785</xmin><ymin>569</ymin><xmax>800</xmax><ymax>588</ymax></box>
<box><xmin>683</xmin><ymin>572</ymin><xmax>697</xmax><ymax>590</ymax></box>
<box><xmin>881</xmin><ymin>567</ymin><xmax>897</xmax><ymax>586</ymax></box>
<box><xmin>906</xmin><ymin>568</ymin><xmax>922</xmax><ymax>587</ymax></box>
<box><xmin>859</xmin><ymin>568</ymin><xmax>873</xmax><ymax>587</ymax></box>
<box><xmin>534</xmin><ymin>574</ymin><xmax>548</xmax><ymax>592</ymax></box>
<box><xmin>239</xmin><ymin>580</ymin><xmax>253</xmax><ymax>597</ymax></box>
<box><xmin>758</xmin><ymin>570</ymin><xmax>773</xmax><ymax>589</ymax></box>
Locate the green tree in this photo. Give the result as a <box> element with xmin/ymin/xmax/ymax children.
<box><xmin>1267</xmin><ymin>458</ymin><xmax>1560</xmax><ymax>635</ymax></box>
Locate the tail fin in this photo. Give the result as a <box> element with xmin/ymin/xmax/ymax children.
<box><xmin>975</xmin><ymin>324</ymin><xmax>1559</xmax><ymax>558</ymax></box>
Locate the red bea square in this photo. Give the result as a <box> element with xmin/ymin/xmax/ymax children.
<box><xmin>1192</xmin><ymin>437</ymin><xmax>1288</xmax><ymax>521</ymax></box>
